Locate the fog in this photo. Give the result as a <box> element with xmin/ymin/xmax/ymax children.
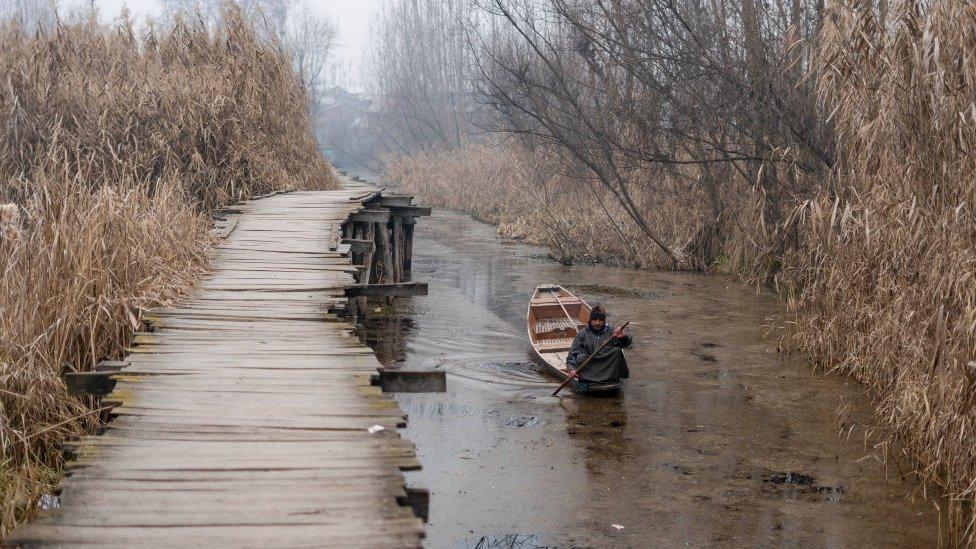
<box><xmin>71</xmin><ymin>0</ymin><xmax>378</xmax><ymax>88</ymax></box>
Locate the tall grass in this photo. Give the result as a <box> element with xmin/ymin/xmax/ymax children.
<box><xmin>0</xmin><ymin>7</ymin><xmax>335</xmax><ymax>534</ymax></box>
<box><xmin>385</xmin><ymin>141</ymin><xmax>766</xmax><ymax>271</ymax></box>
<box><xmin>387</xmin><ymin>0</ymin><xmax>976</xmax><ymax>542</ymax></box>
<box><xmin>779</xmin><ymin>0</ymin><xmax>976</xmax><ymax>543</ymax></box>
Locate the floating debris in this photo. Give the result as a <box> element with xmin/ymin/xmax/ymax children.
<box><xmin>767</xmin><ymin>472</ymin><xmax>814</xmax><ymax>486</ymax></box>
<box><xmin>470</xmin><ymin>533</ymin><xmax>543</xmax><ymax>548</ymax></box>
<box><xmin>762</xmin><ymin>470</ymin><xmax>845</xmax><ymax>501</ymax></box>
<box><xmin>565</xmin><ymin>283</ymin><xmax>664</xmax><ymax>301</ymax></box>
<box><xmin>504</xmin><ymin>416</ymin><xmax>542</xmax><ymax>428</ymax></box>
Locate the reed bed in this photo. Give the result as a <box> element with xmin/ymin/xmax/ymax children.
<box><xmin>778</xmin><ymin>0</ymin><xmax>976</xmax><ymax>543</ymax></box>
<box><xmin>388</xmin><ymin>0</ymin><xmax>976</xmax><ymax>542</ymax></box>
<box><xmin>0</xmin><ymin>7</ymin><xmax>335</xmax><ymax>534</ymax></box>
<box><xmin>385</xmin><ymin>141</ymin><xmax>765</xmax><ymax>271</ymax></box>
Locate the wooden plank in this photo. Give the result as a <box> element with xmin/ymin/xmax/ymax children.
<box><xmin>211</xmin><ymin>216</ymin><xmax>239</xmax><ymax>239</ymax></box>
<box><xmin>373</xmin><ymin>370</ymin><xmax>446</xmax><ymax>392</ymax></box>
<box><xmin>64</xmin><ymin>371</ymin><xmax>117</xmax><ymax>397</ymax></box>
<box><xmin>8</xmin><ymin>185</ymin><xmax>425</xmax><ymax>548</ymax></box>
<box><xmin>327</xmin><ymin>221</ymin><xmax>343</xmax><ymax>251</ymax></box>
<box><xmin>401</xmin><ymin>487</ymin><xmax>430</xmax><ymax>522</ymax></box>
<box><xmin>379</xmin><ymin>195</ymin><xmax>413</xmax><ymax>207</ymax></box>
<box><xmin>349</xmin><ymin>191</ymin><xmax>380</xmax><ymax>202</ymax></box>
<box><xmin>344</xmin><ymin>282</ymin><xmax>428</xmax><ymax>298</ymax></box>
<box><xmin>389</xmin><ymin>205</ymin><xmax>431</xmax><ymax>217</ymax></box>
<box><xmin>350</xmin><ymin>209</ymin><xmax>390</xmax><ymax>224</ymax></box>
<box><xmin>95</xmin><ymin>360</ymin><xmax>129</xmax><ymax>372</ymax></box>
<box><xmin>342</xmin><ymin>238</ymin><xmax>375</xmax><ymax>254</ymax></box>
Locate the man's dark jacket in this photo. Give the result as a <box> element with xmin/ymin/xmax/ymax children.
<box><xmin>566</xmin><ymin>324</ymin><xmax>632</xmax><ymax>384</ymax></box>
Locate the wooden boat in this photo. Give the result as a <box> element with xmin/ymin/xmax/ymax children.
<box><xmin>527</xmin><ymin>284</ymin><xmax>623</xmax><ymax>393</ymax></box>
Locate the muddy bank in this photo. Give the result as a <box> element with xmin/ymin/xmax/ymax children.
<box><xmin>360</xmin><ymin>208</ymin><xmax>937</xmax><ymax>547</ymax></box>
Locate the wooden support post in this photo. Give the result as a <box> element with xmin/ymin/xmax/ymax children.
<box><xmin>402</xmin><ymin>217</ymin><xmax>415</xmax><ymax>281</ymax></box>
<box><xmin>376</xmin><ymin>221</ymin><xmax>395</xmax><ymax>283</ymax></box>
<box><xmin>344</xmin><ymin>282</ymin><xmax>428</xmax><ymax>298</ymax></box>
<box><xmin>362</xmin><ymin>223</ymin><xmax>375</xmax><ymax>285</ymax></box>
<box><xmin>372</xmin><ymin>370</ymin><xmax>446</xmax><ymax>392</ymax></box>
<box><xmin>351</xmin><ymin>209</ymin><xmax>390</xmax><ymax>225</ymax></box>
<box><xmin>350</xmin><ymin>222</ymin><xmax>362</xmax><ymax>268</ymax></box>
<box><xmin>399</xmin><ymin>488</ymin><xmax>430</xmax><ymax>522</ymax></box>
<box><xmin>391</xmin><ymin>216</ymin><xmax>404</xmax><ymax>283</ymax></box>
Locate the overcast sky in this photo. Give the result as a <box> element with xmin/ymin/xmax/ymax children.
<box><xmin>67</xmin><ymin>0</ymin><xmax>379</xmax><ymax>88</ymax></box>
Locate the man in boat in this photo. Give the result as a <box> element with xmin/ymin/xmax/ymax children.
<box><xmin>566</xmin><ymin>307</ymin><xmax>632</xmax><ymax>390</ymax></box>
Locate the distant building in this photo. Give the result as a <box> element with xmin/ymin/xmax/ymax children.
<box><xmin>321</xmin><ymin>86</ymin><xmax>372</xmax><ymax>133</ymax></box>
<box><xmin>318</xmin><ymin>86</ymin><xmax>375</xmax><ymax>166</ymax></box>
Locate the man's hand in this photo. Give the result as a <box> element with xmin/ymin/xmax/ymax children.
<box><xmin>567</xmin><ymin>368</ymin><xmax>577</xmax><ymax>378</ymax></box>
<box><xmin>613</xmin><ymin>327</ymin><xmax>627</xmax><ymax>339</ymax></box>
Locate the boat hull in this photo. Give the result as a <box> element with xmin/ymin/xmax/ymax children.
<box><xmin>527</xmin><ymin>284</ymin><xmax>624</xmax><ymax>394</ymax></box>
<box><xmin>531</xmin><ymin>346</ymin><xmax>624</xmax><ymax>394</ymax></box>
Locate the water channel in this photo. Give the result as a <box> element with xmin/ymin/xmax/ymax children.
<box><xmin>359</xmin><ymin>208</ymin><xmax>938</xmax><ymax>548</ymax></box>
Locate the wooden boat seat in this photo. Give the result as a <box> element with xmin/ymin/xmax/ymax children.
<box><xmin>536</xmin><ymin>338</ymin><xmax>574</xmax><ymax>352</ymax></box>
<box><xmin>531</xmin><ymin>296</ymin><xmax>582</xmax><ymax>305</ymax></box>
<box><xmin>534</xmin><ymin>318</ymin><xmax>579</xmax><ymax>333</ymax></box>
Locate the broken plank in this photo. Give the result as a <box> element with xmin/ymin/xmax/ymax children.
<box><xmin>64</xmin><ymin>371</ymin><xmax>117</xmax><ymax>397</ymax></box>
<box><xmin>344</xmin><ymin>282</ymin><xmax>428</xmax><ymax>298</ymax></box>
<box><xmin>350</xmin><ymin>209</ymin><xmax>391</xmax><ymax>224</ymax></box>
<box><xmin>373</xmin><ymin>370</ymin><xmax>446</xmax><ymax>393</ymax></box>
<box><xmin>342</xmin><ymin>238</ymin><xmax>375</xmax><ymax>254</ymax></box>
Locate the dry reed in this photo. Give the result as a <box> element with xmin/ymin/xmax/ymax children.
<box><xmin>0</xmin><ymin>6</ymin><xmax>335</xmax><ymax>534</ymax></box>
<box><xmin>778</xmin><ymin>0</ymin><xmax>976</xmax><ymax>543</ymax></box>
<box><xmin>386</xmin><ymin>2</ymin><xmax>976</xmax><ymax>540</ymax></box>
<box><xmin>385</xmin><ymin>140</ymin><xmax>765</xmax><ymax>271</ymax></box>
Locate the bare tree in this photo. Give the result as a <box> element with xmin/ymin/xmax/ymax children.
<box><xmin>467</xmin><ymin>0</ymin><xmax>832</xmax><ymax>267</ymax></box>
<box><xmin>0</xmin><ymin>0</ymin><xmax>58</xmax><ymax>30</ymax></box>
<box><xmin>283</xmin><ymin>0</ymin><xmax>338</xmax><ymax>118</ymax></box>
<box><xmin>159</xmin><ymin>0</ymin><xmax>337</xmax><ymax>124</ymax></box>
<box><xmin>158</xmin><ymin>0</ymin><xmax>218</xmax><ymax>19</ymax></box>
<box><xmin>366</xmin><ymin>0</ymin><xmax>481</xmax><ymax>155</ymax></box>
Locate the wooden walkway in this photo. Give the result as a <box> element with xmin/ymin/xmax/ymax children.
<box><xmin>8</xmin><ymin>183</ymin><xmax>425</xmax><ymax>547</ymax></box>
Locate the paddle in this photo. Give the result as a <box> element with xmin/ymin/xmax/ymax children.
<box><xmin>552</xmin><ymin>321</ymin><xmax>630</xmax><ymax>396</ymax></box>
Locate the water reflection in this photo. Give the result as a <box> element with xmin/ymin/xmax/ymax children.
<box><xmin>562</xmin><ymin>396</ymin><xmax>630</xmax><ymax>475</ymax></box>
<box><xmin>356</xmin><ymin>207</ymin><xmax>939</xmax><ymax>548</ymax></box>
<box><xmin>355</xmin><ymin>304</ymin><xmax>416</xmax><ymax>367</ymax></box>
<box><xmin>465</xmin><ymin>534</ymin><xmax>543</xmax><ymax>549</ymax></box>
